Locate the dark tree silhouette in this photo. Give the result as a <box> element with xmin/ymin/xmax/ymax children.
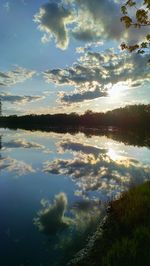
<box><xmin>0</xmin><ymin>105</ymin><xmax>149</xmax><ymax>131</ymax></box>
<box><xmin>0</xmin><ymin>98</ymin><xmax>2</xmax><ymax>117</ymax></box>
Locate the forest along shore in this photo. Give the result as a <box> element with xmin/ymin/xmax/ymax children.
<box><xmin>0</xmin><ymin>105</ymin><xmax>150</xmax><ymax>130</ymax></box>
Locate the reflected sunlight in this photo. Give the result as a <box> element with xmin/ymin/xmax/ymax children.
<box><xmin>107</xmin><ymin>148</ymin><xmax>119</xmax><ymax>161</ymax></box>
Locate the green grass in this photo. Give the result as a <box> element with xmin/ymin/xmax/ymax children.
<box><xmin>69</xmin><ymin>181</ymin><xmax>150</xmax><ymax>266</ymax></box>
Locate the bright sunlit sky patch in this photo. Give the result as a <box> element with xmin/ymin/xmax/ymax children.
<box><xmin>0</xmin><ymin>0</ymin><xmax>150</xmax><ymax>115</ymax></box>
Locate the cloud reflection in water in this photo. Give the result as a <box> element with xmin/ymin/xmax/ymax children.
<box><xmin>33</xmin><ymin>192</ymin><xmax>103</xmax><ymax>265</ymax></box>
<box><xmin>44</xmin><ymin>141</ymin><xmax>150</xmax><ymax>199</ymax></box>
<box><xmin>2</xmin><ymin>139</ymin><xmax>44</xmax><ymax>150</ymax></box>
<box><xmin>0</xmin><ymin>156</ymin><xmax>35</xmax><ymax>176</ymax></box>
<box><xmin>33</xmin><ymin>193</ymin><xmax>72</xmax><ymax>235</ymax></box>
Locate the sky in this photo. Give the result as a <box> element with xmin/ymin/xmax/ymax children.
<box><xmin>0</xmin><ymin>0</ymin><xmax>150</xmax><ymax>115</ymax></box>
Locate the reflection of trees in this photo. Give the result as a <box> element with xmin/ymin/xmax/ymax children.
<box><xmin>0</xmin><ymin>98</ymin><xmax>2</xmax><ymax>116</ymax></box>
<box><xmin>105</xmin><ymin>129</ymin><xmax>150</xmax><ymax>148</ymax></box>
<box><xmin>0</xmin><ymin>135</ymin><xmax>2</xmax><ymax>158</ymax></box>
<box><xmin>0</xmin><ymin>127</ymin><xmax>149</xmax><ymax>149</ymax></box>
<box><xmin>0</xmin><ymin>135</ymin><xmax>2</xmax><ymax>174</ymax></box>
<box><xmin>0</xmin><ymin>135</ymin><xmax>2</xmax><ymax>151</ymax></box>
<box><xmin>46</xmin><ymin>127</ymin><xmax>150</xmax><ymax>147</ymax></box>
<box><xmin>1</xmin><ymin>105</ymin><xmax>150</xmax><ymax>132</ymax></box>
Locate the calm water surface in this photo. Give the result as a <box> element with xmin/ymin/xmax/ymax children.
<box><xmin>0</xmin><ymin>128</ymin><xmax>150</xmax><ymax>266</ymax></box>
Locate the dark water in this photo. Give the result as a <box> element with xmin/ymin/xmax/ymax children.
<box><xmin>0</xmin><ymin>128</ymin><xmax>150</xmax><ymax>266</ymax></box>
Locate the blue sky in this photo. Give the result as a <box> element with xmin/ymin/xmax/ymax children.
<box><xmin>0</xmin><ymin>0</ymin><xmax>150</xmax><ymax>115</ymax></box>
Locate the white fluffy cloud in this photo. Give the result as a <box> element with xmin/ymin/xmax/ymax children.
<box><xmin>0</xmin><ymin>67</ymin><xmax>36</xmax><ymax>87</ymax></box>
<box><xmin>44</xmin><ymin>141</ymin><xmax>150</xmax><ymax>198</ymax></box>
<box><xmin>1</xmin><ymin>93</ymin><xmax>45</xmax><ymax>104</ymax></box>
<box><xmin>0</xmin><ymin>156</ymin><xmax>35</xmax><ymax>176</ymax></box>
<box><xmin>33</xmin><ymin>192</ymin><xmax>72</xmax><ymax>235</ymax></box>
<box><xmin>44</xmin><ymin>50</ymin><xmax>150</xmax><ymax>104</ymax></box>
<box><xmin>2</xmin><ymin>139</ymin><xmax>44</xmax><ymax>150</ymax></box>
<box><xmin>34</xmin><ymin>0</ymin><xmax>122</xmax><ymax>49</ymax></box>
<box><xmin>34</xmin><ymin>0</ymin><xmax>148</xmax><ymax>49</ymax></box>
<box><xmin>71</xmin><ymin>0</ymin><xmax>123</xmax><ymax>42</ymax></box>
<box><xmin>34</xmin><ymin>1</ymin><xmax>73</xmax><ymax>50</ymax></box>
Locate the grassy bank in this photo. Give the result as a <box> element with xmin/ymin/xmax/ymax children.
<box><xmin>69</xmin><ymin>181</ymin><xmax>150</xmax><ymax>266</ymax></box>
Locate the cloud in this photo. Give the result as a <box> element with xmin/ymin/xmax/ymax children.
<box><xmin>76</xmin><ymin>41</ymin><xmax>103</xmax><ymax>54</ymax></box>
<box><xmin>34</xmin><ymin>0</ymin><xmax>122</xmax><ymax>48</ymax></box>
<box><xmin>72</xmin><ymin>29</ymin><xmax>101</xmax><ymax>42</ymax></box>
<box><xmin>0</xmin><ymin>67</ymin><xmax>36</xmax><ymax>88</ymax></box>
<box><xmin>3</xmin><ymin>1</ymin><xmax>10</xmax><ymax>12</ymax></box>
<box><xmin>73</xmin><ymin>198</ymin><xmax>101</xmax><ymax>213</ymax></box>
<box><xmin>71</xmin><ymin>198</ymin><xmax>102</xmax><ymax>235</ymax></box>
<box><xmin>34</xmin><ymin>192</ymin><xmax>102</xmax><ymax>238</ymax></box>
<box><xmin>1</xmin><ymin>93</ymin><xmax>44</xmax><ymax>104</ymax></box>
<box><xmin>59</xmin><ymin>87</ymin><xmax>107</xmax><ymax>104</ymax></box>
<box><xmin>44</xmin><ymin>50</ymin><xmax>150</xmax><ymax>104</ymax></box>
<box><xmin>34</xmin><ymin>0</ymin><xmax>149</xmax><ymax>50</ymax></box>
<box><xmin>33</xmin><ymin>192</ymin><xmax>103</xmax><ymax>265</ymax></box>
<box><xmin>33</xmin><ymin>192</ymin><xmax>72</xmax><ymax>235</ymax></box>
<box><xmin>2</xmin><ymin>139</ymin><xmax>44</xmax><ymax>150</ymax></box>
<box><xmin>60</xmin><ymin>141</ymin><xmax>107</xmax><ymax>158</ymax></box>
<box><xmin>0</xmin><ymin>156</ymin><xmax>35</xmax><ymax>176</ymax></box>
<box><xmin>44</xmin><ymin>141</ymin><xmax>150</xmax><ymax>199</ymax></box>
<box><xmin>71</xmin><ymin>0</ymin><xmax>123</xmax><ymax>42</ymax></box>
<box><xmin>34</xmin><ymin>1</ymin><xmax>73</xmax><ymax>50</ymax></box>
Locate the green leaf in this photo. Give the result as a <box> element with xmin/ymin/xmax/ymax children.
<box><xmin>121</xmin><ymin>16</ymin><xmax>132</xmax><ymax>28</ymax></box>
<box><xmin>121</xmin><ymin>6</ymin><xmax>127</xmax><ymax>15</ymax></box>
<box><xmin>120</xmin><ymin>43</ymin><xmax>128</xmax><ymax>50</ymax></box>
<box><xmin>144</xmin><ymin>0</ymin><xmax>150</xmax><ymax>5</ymax></box>
<box><xmin>136</xmin><ymin>9</ymin><xmax>148</xmax><ymax>24</ymax></box>
<box><xmin>128</xmin><ymin>44</ymin><xmax>139</xmax><ymax>52</ymax></box>
<box><xmin>146</xmin><ymin>34</ymin><xmax>150</xmax><ymax>41</ymax></box>
<box><xmin>126</xmin><ymin>0</ymin><xmax>136</xmax><ymax>7</ymax></box>
<box><xmin>144</xmin><ymin>0</ymin><xmax>150</xmax><ymax>9</ymax></box>
<box><xmin>141</xmin><ymin>42</ymin><xmax>148</xmax><ymax>48</ymax></box>
<box><xmin>138</xmin><ymin>50</ymin><xmax>145</xmax><ymax>54</ymax></box>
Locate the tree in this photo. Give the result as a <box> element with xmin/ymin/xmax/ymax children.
<box><xmin>120</xmin><ymin>0</ymin><xmax>150</xmax><ymax>55</ymax></box>
<box><xmin>0</xmin><ymin>98</ymin><xmax>2</xmax><ymax>116</ymax></box>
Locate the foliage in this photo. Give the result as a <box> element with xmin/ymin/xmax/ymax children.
<box><xmin>0</xmin><ymin>105</ymin><xmax>150</xmax><ymax>149</ymax></box>
<box><xmin>69</xmin><ymin>181</ymin><xmax>150</xmax><ymax>265</ymax></box>
<box><xmin>121</xmin><ymin>0</ymin><xmax>150</xmax><ymax>56</ymax></box>
<box><xmin>0</xmin><ymin>104</ymin><xmax>150</xmax><ymax>130</ymax></box>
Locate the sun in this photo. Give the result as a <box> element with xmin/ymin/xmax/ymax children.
<box><xmin>108</xmin><ymin>82</ymin><xmax>128</xmax><ymax>99</ymax></box>
<box><xmin>107</xmin><ymin>148</ymin><xmax>119</xmax><ymax>161</ymax></box>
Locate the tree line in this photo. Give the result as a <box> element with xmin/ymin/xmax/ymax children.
<box><xmin>0</xmin><ymin>104</ymin><xmax>150</xmax><ymax>130</ymax></box>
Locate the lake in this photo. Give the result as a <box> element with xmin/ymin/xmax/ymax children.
<box><xmin>0</xmin><ymin>128</ymin><xmax>150</xmax><ymax>266</ymax></box>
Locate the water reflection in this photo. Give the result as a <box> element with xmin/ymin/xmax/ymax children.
<box><xmin>0</xmin><ymin>131</ymin><xmax>39</xmax><ymax>177</ymax></box>
<box><xmin>0</xmin><ymin>135</ymin><xmax>2</xmax><ymax>176</ymax></box>
<box><xmin>0</xmin><ymin>134</ymin><xmax>2</xmax><ymax>159</ymax></box>
<box><xmin>0</xmin><ymin>129</ymin><xmax>150</xmax><ymax>265</ymax></box>
<box><xmin>33</xmin><ymin>192</ymin><xmax>103</xmax><ymax>266</ymax></box>
<box><xmin>44</xmin><ymin>140</ymin><xmax>150</xmax><ymax>200</ymax></box>
<box><xmin>34</xmin><ymin>193</ymin><xmax>72</xmax><ymax>235</ymax></box>
<box><xmin>0</xmin><ymin>135</ymin><xmax>2</xmax><ymax>150</ymax></box>
<box><xmin>34</xmin><ymin>193</ymin><xmax>102</xmax><ymax>237</ymax></box>
<box><xmin>2</xmin><ymin>138</ymin><xmax>44</xmax><ymax>150</ymax></box>
<box><xmin>0</xmin><ymin>156</ymin><xmax>35</xmax><ymax>176</ymax></box>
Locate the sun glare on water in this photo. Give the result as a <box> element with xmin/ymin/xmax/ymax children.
<box><xmin>107</xmin><ymin>148</ymin><xmax>128</xmax><ymax>163</ymax></box>
<box><xmin>107</xmin><ymin>148</ymin><xmax>119</xmax><ymax>161</ymax></box>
